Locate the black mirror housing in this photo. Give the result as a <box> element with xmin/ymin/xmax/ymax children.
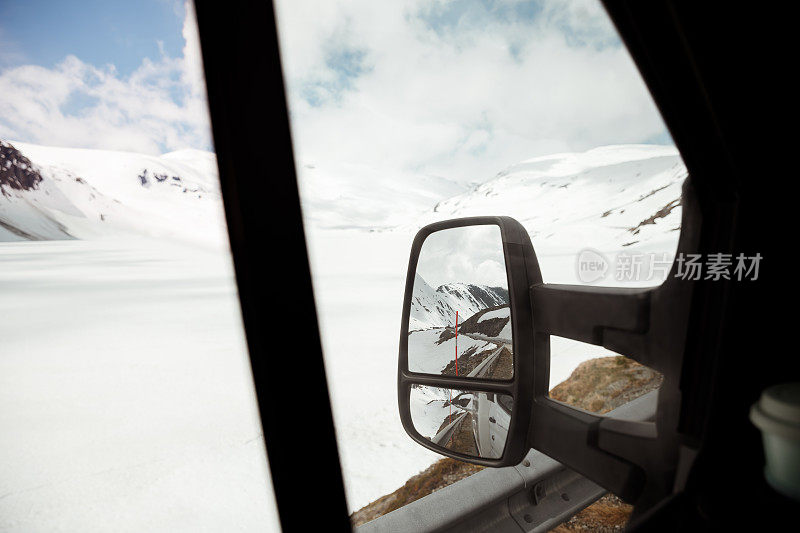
<box><xmin>397</xmin><ymin>216</ymin><xmax>545</xmax><ymax>467</ymax></box>
<box><xmin>396</xmin><ymin>183</ymin><xmax>699</xmax><ymax>507</ymax></box>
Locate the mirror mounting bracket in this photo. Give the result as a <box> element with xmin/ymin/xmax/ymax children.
<box><xmin>532</xmin><ymin>284</ymin><xmax>652</xmax><ymax>351</ymax></box>
<box><xmin>526</xmin><ymin>179</ymin><xmax>703</xmax><ymax>510</ymax></box>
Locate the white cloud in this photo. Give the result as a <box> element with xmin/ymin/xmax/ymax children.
<box><xmin>0</xmin><ymin>0</ymin><xmax>669</xmax><ymax>187</ymax></box>
<box><xmin>0</xmin><ymin>1</ymin><xmax>211</xmax><ymax>155</ymax></box>
<box><xmin>417</xmin><ymin>225</ymin><xmax>507</xmax><ymax>288</ymax></box>
<box><xmin>275</xmin><ymin>0</ymin><xmax>670</xmax><ymax>185</ymax></box>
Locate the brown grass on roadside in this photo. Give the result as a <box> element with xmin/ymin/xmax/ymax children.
<box><xmin>549</xmin><ymin>356</ymin><xmax>662</xmax><ymax>414</ymax></box>
<box><xmin>350</xmin><ymin>458</ymin><xmax>484</xmax><ymax>527</ymax></box>
<box><xmin>551</xmin><ymin>494</ymin><xmax>633</xmax><ymax>532</ymax></box>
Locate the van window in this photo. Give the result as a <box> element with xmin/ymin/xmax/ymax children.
<box><xmin>0</xmin><ymin>2</ymin><xmax>279</xmax><ymax>530</ymax></box>
<box><xmin>272</xmin><ymin>0</ymin><xmax>685</xmax><ymax>526</ymax></box>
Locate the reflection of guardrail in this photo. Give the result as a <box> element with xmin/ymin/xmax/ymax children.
<box><xmin>358</xmin><ymin>391</ymin><xmax>657</xmax><ymax>533</ymax></box>
<box><xmin>433</xmin><ymin>411</ymin><xmax>468</xmax><ymax>446</ymax></box>
<box><xmin>468</xmin><ymin>345</ymin><xmax>505</xmax><ymax>378</ymax></box>
<box><xmin>463</xmin><ymin>332</ymin><xmax>512</xmax><ymax>345</ymax></box>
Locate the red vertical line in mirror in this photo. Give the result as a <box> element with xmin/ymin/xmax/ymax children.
<box><xmin>455</xmin><ymin>311</ymin><xmax>459</xmax><ymax>376</ymax></box>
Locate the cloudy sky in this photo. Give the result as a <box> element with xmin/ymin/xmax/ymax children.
<box><xmin>0</xmin><ymin>0</ymin><xmax>208</xmax><ymax>155</ymax></box>
<box><xmin>417</xmin><ymin>225</ymin><xmax>507</xmax><ymax>288</ymax></box>
<box><xmin>0</xmin><ymin>0</ymin><xmax>671</xmax><ymax>184</ymax></box>
<box><xmin>275</xmin><ymin>0</ymin><xmax>672</xmax><ymax>184</ymax></box>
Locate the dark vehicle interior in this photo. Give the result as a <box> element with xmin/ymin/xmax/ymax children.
<box><xmin>193</xmin><ymin>0</ymin><xmax>797</xmax><ymax>530</ymax></box>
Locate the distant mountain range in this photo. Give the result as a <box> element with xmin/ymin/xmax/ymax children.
<box><xmin>409</xmin><ymin>272</ymin><xmax>508</xmax><ymax>331</ymax></box>
<box><xmin>406</xmin><ymin>144</ymin><xmax>687</xmax><ymax>253</ymax></box>
<box><xmin>2</xmin><ymin>141</ymin><xmax>686</xmax><ymax>258</ymax></box>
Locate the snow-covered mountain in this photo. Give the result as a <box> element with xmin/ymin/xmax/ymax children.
<box><xmin>410</xmin><ymin>272</ymin><xmax>508</xmax><ymax>331</ymax></box>
<box><xmin>406</xmin><ymin>144</ymin><xmax>687</xmax><ymax>254</ymax></box>
<box><xmin>2</xmin><ymin>141</ymin><xmax>686</xmax><ymax>260</ymax></box>
<box><xmin>0</xmin><ymin>140</ymin><xmax>226</xmax><ymax>247</ymax></box>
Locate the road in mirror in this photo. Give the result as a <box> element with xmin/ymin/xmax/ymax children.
<box><xmin>410</xmin><ymin>385</ymin><xmax>512</xmax><ymax>459</ymax></box>
<box><xmin>408</xmin><ymin>225</ymin><xmax>513</xmax><ymax>380</ymax></box>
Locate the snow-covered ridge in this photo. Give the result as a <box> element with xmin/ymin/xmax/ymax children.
<box><xmin>0</xmin><ymin>140</ymin><xmax>226</xmax><ymax>247</ymax></box>
<box><xmin>407</xmin><ymin>144</ymin><xmax>687</xmax><ymax>254</ymax></box>
<box><xmin>2</xmin><ymin>141</ymin><xmax>685</xmax><ymax>252</ymax></box>
<box><xmin>410</xmin><ymin>272</ymin><xmax>508</xmax><ymax>331</ymax></box>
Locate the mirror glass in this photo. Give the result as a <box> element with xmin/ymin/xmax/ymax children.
<box><xmin>408</xmin><ymin>225</ymin><xmax>512</xmax><ymax>380</ymax></box>
<box><xmin>410</xmin><ymin>385</ymin><xmax>512</xmax><ymax>459</ymax></box>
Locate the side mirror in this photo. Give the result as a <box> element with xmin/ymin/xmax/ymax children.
<box><xmin>397</xmin><ymin>217</ymin><xmax>544</xmax><ymax>466</ymax></box>
<box><xmin>397</xmin><ymin>183</ymin><xmax>699</xmax><ymax>505</ymax></box>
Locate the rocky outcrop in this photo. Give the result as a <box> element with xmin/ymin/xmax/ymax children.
<box><xmin>0</xmin><ymin>140</ymin><xmax>43</xmax><ymax>193</ymax></box>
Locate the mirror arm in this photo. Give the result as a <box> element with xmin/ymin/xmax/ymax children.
<box><xmin>522</xmin><ymin>184</ymin><xmax>700</xmax><ymax>505</ymax></box>
<box><xmin>531</xmin><ymin>283</ymin><xmax>652</xmax><ymax>347</ymax></box>
<box><xmin>529</xmin><ymin>283</ymin><xmax>692</xmax><ymax>504</ymax></box>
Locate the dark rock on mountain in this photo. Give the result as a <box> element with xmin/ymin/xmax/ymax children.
<box><xmin>0</xmin><ymin>140</ymin><xmax>43</xmax><ymax>193</ymax></box>
<box><xmin>437</xmin><ymin>304</ymin><xmax>510</xmax><ymax>343</ymax></box>
<box><xmin>457</xmin><ymin>305</ymin><xmax>510</xmax><ymax>337</ymax></box>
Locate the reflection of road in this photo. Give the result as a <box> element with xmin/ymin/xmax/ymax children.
<box><xmin>433</xmin><ymin>411</ymin><xmax>468</xmax><ymax>446</ymax></box>
<box><xmin>431</xmin><ymin>395</ymin><xmax>509</xmax><ymax>458</ymax></box>
<box><xmin>467</xmin><ymin>344</ymin><xmax>511</xmax><ymax>378</ymax></box>
<box><xmin>435</xmin><ymin>328</ymin><xmax>513</xmax><ymax>378</ymax></box>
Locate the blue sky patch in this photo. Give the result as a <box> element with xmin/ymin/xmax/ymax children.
<box><xmin>0</xmin><ymin>0</ymin><xmax>185</xmax><ymax>75</ymax></box>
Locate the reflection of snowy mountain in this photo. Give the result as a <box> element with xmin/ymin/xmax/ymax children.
<box><xmin>410</xmin><ymin>272</ymin><xmax>508</xmax><ymax>330</ymax></box>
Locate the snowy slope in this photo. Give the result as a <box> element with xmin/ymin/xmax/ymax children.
<box><xmin>407</xmin><ymin>329</ymin><xmax>493</xmax><ymax>374</ymax></box>
<box><xmin>296</xmin><ymin>160</ymin><xmax>468</xmax><ymax>230</ymax></box>
<box><xmin>0</xmin><ymin>140</ymin><xmax>227</xmax><ymax>247</ymax></box>
<box><xmin>0</xmin><ymin>239</ymin><xmax>279</xmax><ymax>532</ymax></box>
<box><xmin>409</xmin><ymin>385</ymin><xmax>467</xmax><ymax>438</ymax></box>
<box><xmin>406</xmin><ymin>145</ymin><xmax>686</xmax><ymax>255</ymax></box>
